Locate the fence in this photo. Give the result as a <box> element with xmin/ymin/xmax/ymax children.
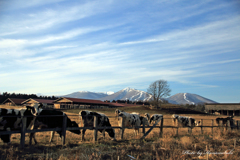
<box><xmin>0</xmin><ymin>115</ymin><xmax>239</xmax><ymax>148</ymax></box>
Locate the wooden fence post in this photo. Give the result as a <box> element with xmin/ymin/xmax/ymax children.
<box><xmin>121</xmin><ymin>117</ymin><xmax>125</xmax><ymax>140</ymax></box>
<box><xmin>176</xmin><ymin>119</ymin><xmax>179</xmax><ymax>136</ymax></box>
<box><xmin>201</xmin><ymin>119</ymin><xmax>203</xmax><ymax>134</ymax></box>
<box><xmin>140</xmin><ymin>118</ymin><xmax>161</xmax><ymax>140</ymax></box>
<box><xmin>159</xmin><ymin>118</ymin><xmax>163</xmax><ymax>138</ymax></box>
<box><xmin>227</xmin><ymin>119</ymin><xmax>231</xmax><ymax>131</ymax></box>
<box><xmin>93</xmin><ymin>116</ymin><xmax>98</xmax><ymax>143</ymax></box>
<box><xmin>62</xmin><ymin>114</ymin><xmax>67</xmax><ymax>146</ymax></box>
<box><xmin>211</xmin><ymin>120</ymin><xmax>214</xmax><ymax>136</ymax></box>
<box><xmin>188</xmin><ymin>118</ymin><xmax>192</xmax><ymax>134</ymax></box>
<box><xmin>142</xmin><ymin>120</ymin><xmax>145</xmax><ymax>135</ymax></box>
<box><xmin>20</xmin><ymin>117</ymin><xmax>27</xmax><ymax>148</ymax></box>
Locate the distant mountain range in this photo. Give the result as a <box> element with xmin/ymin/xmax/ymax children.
<box><xmin>62</xmin><ymin>87</ymin><xmax>217</xmax><ymax>105</ymax></box>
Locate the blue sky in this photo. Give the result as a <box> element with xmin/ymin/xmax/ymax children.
<box><xmin>0</xmin><ymin>0</ymin><xmax>240</xmax><ymax>103</ymax></box>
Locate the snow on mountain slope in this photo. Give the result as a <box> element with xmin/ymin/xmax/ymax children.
<box><xmin>63</xmin><ymin>91</ymin><xmax>112</xmax><ymax>99</ymax></box>
<box><xmin>165</xmin><ymin>93</ymin><xmax>217</xmax><ymax>105</ymax></box>
<box><xmin>99</xmin><ymin>87</ymin><xmax>152</xmax><ymax>101</ymax></box>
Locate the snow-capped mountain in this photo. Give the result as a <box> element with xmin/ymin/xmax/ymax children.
<box><xmin>99</xmin><ymin>87</ymin><xmax>152</xmax><ymax>101</ymax></box>
<box><xmin>63</xmin><ymin>91</ymin><xmax>113</xmax><ymax>99</ymax></box>
<box><xmin>165</xmin><ymin>93</ymin><xmax>217</xmax><ymax>105</ymax></box>
<box><xmin>62</xmin><ymin>89</ymin><xmax>217</xmax><ymax>105</ymax></box>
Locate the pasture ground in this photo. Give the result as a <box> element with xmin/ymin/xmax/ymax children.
<box><xmin>0</xmin><ymin>104</ymin><xmax>240</xmax><ymax>159</ymax></box>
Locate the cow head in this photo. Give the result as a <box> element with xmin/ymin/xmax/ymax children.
<box><xmin>144</xmin><ymin>113</ymin><xmax>150</xmax><ymax>121</ymax></box>
<box><xmin>25</xmin><ymin>103</ymin><xmax>43</xmax><ymax>116</ymax></box>
<box><xmin>115</xmin><ymin>109</ymin><xmax>122</xmax><ymax>116</ymax></box>
<box><xmin>194</xmin><ymin>120</ymin><xmax>201</xmax><ymax>126</ymax></box>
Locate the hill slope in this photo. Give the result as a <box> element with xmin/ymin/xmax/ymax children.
<box><xmin>63</xmin><ymin>91</ymin><xmax>111</xmax><ymax>99</ymax></box>
<box><xmin>165</xmin><ymin>93</ymin><xmax>217</xmax><ymax>105</ymax></box>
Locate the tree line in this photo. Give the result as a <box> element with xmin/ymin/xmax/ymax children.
<box><xmin>0</xmin><ymin>92</ymin><xmax>58</xmax><ymax>104</ymax></box>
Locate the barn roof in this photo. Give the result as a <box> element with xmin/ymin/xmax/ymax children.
<box><xmin>22</xmin><ymin>98</ymin><xmax>54</xmax><ymax>105</ymax></box>
<box><xmin>54</xmin><ymin>97</ymin><xmax>126</xmax><ymax>107</ymax></box>
<box><xmin>2</xmin><ymin>98</ymin><xmax>27</xmax><ymax>105</ymax></box>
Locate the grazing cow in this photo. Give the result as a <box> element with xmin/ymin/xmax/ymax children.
<box><xmin>172</xmin><ymin>114</ymin><xmax>200</xmax><ymax>128</ymax></box>
<box><xmin>216</xmin><ymin>116</ymin><xmax>235</xmax><ymax>130</ymax></box>
<box><xmin>29</xmin><ymin>109</ymin><xmax>80</xmax><ymax>145</ymax></box>
<box><xmin>80</xmin><ymin>110</ymin><xmax>115</xmax><ymax>141</ymax></box>
<box><xmin>118</xmin><ymin>111</ymin><xmax>141</xmax><ymax>135</ymax></box>
<box><xmin>0</xmin><ymin>104</ymin><xmax>41</xmax><ymax>144</ymax></box>
<box><xmin>149</xmin><ymin>114</ymin><xmax>163</xmax><ymax>125</ymax></box>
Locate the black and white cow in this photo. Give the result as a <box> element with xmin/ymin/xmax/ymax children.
<box><xmin>172</xmin><ymin>114</ymin><xmax>200</xmax><ymax>128</ymax></box>
<box><xmin>149</xmin><ymin>114</ymin><xmax>163</xmax><ymax>125</ymax></box>
<box><xmin>118</xmin><ymin>111</ymin><xmax>141</xmax><ymax>135</ymax></box>
<box><xmin>29</xmin><ymin>109</ymin><xmax>80</xmax><ymax>145</ymax></box>
<box><xmin>80</xmin><ymin>110</ymin><xmax>115</xmax><ymax>141</ymax></box>
<box><xmin>216</xmin><ymin>116</ymin><xmax>235</xmax><ymax>130</ymax></box>
<box><xmin>0</xmin><ymin>104</ymin><xmax>41</xmax><ymax>144</ymax></box>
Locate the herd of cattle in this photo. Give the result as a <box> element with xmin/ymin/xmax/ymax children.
<box><xmin>0</xmin><ymin>104</ymin><xmax>237</xmax><ymax>145</ymax></box>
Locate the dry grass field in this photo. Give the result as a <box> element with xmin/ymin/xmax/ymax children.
<box><xmin>1</xmin><ymin>104</ymin><xmax>240</xmax><ymax>159</ymax></box>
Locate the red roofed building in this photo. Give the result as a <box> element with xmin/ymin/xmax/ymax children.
<box><xmin>2</xmin><ymin>98</ymin><xmax>27</xmax><ymax>106</ymax></box>
<box><xmin>54</xmin><ymin>97</ymin><xmax>125</xmax><ymax>109</ymax></box>
<box><xmin>21</xmin><ymin>98</ymin><xmax>54</xmax><ymax>108</ymax></box>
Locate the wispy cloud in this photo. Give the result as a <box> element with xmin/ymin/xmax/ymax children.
<box><xmin>0</xmin><ymin>0</ymin><xmax>239</xmax><ymax>102</ymax></box>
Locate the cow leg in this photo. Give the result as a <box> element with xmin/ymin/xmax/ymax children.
<box><xmin>81</xmin><ymin>129</ymin><xmax>86</xmax><ymax>141</ymax></box>
<box><xmin>102</xmin><ymin>129</ymin><xmax>105</xmax><ymax>138</ymax></box>
<box><xmin>50</xmin><ymin>131</ymin><xmax>55</xmax><ymax>142</ymax></box>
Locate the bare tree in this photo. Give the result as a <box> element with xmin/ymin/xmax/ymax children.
<box><xmin>147</xmin><ymin>79</ymin><xmax>171</xmax><ymax>109</ymax></box>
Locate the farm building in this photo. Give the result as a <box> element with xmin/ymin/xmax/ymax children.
<box><xmin>2</xmin><ymin>98</ymin><xmax>27</xmax><ymax>106</ymax></box>
<box><xmin>54</xmin><ymin>97</ymin><xmax>125</xmax><ymax>109</ymax></box>
<box><xmin>21</xmin><ymin>98</ymin><xmax>54</xmax><ymax>108</ymax></box>
<box><xmin>205</xmin><ymin>103</ymin><xmax>240</xmax><ymax>116</ymax></box>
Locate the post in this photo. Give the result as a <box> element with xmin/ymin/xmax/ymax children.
<box><xmin>142</xmin><ymin>120</ymin><xmax>145</xmax><ymax>135</ymax></box>
<box><xmin>62</xmin><ymin>114</ymin><xmax>67</xmax><ymax>146</ymax></box>
<box><xmin>188</xmin><ymin>118</ymin><xmax>192</xmax><ymax>134</ymax></box>
<box><xmin>121</xmin><ymin>117</ymin><xmax>125</xmax><ymax>140</ymax></box>
<box><xmin>159</xmin><ymin>118</ymin><xmax>163</xmax><ymax>138</ymax></box>
<box><xmin>201</xmin><ymin>119</ymin><xmax>203</xmax><ymax>134</ymax></box>
<box><xmin>211</xmin><ymin>120</ymin><xmax>214</xmax><ymax>136</ymax></box>
<box><xmin>93</xmin><ymin>116</ymin><xmax>98</xmax><ymax>142</ymax></box>
<box><xmin>176</xmin><ymin>120</ymin><xmax>178</xmax><ymax>136</ymax></box>
<box><xmin>227</xmin><ymin>119</ymin><xmax>231</xmax><ymax>131</ymax></box>
<box><xmin>20</xmin><ymin>117</ymin><xmax>27</xmax><ymax>148</ymax></box>
<box><xmin>237</xmin><ymin>121</ymin><xmax>239</xmax><ymax>130</ymax></box>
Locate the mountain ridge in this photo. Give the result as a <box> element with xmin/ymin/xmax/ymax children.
<box><xmin>62</xmin><ymin>88</ymin><xmax>217</xmax><ymax>105</ymax></box>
